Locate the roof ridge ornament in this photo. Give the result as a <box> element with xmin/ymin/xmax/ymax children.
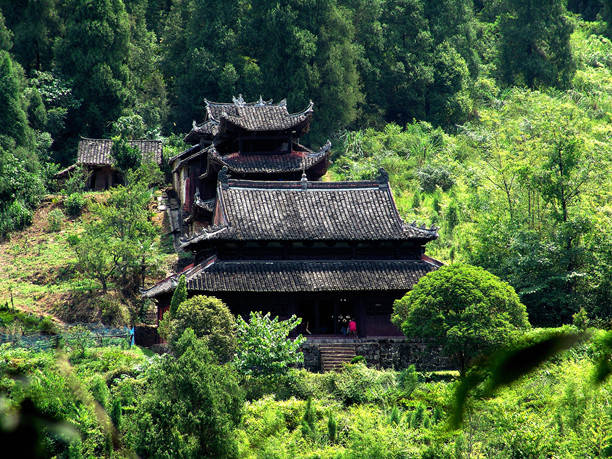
<box><xmin>232</xmin><ymin>94</ymin><xmax>246</xmax><ymax>106</ymax></box>
<box><xmin>377</xmin><ymin>167</ymin><xmax>389</xmax><ymax>189</ymax></box>
<box><xmin>218</xmin><ymin>166</ymin><xmax>230</xmax><ymax>189</ymax></box>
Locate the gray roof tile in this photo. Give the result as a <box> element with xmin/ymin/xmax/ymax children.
<box><xmin>143</xmin><ymin>258</ymin><xmax>438</xmax><ymax>296</ymax></box>
<box><xmin>77</xmin><ymin>138</ymin><xmax>162</xmax><ymax>166</ymax></box>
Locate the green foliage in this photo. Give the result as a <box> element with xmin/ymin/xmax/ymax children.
<box><xmin>397</xmin><ymin>364</ymin><xmax>419</xmax><ymax>397</ymax></box>
<box><xmin>71</xmin><ymin>175</ymin><xmax>160</xmax><ymax>297</ymax></box>
<box><xmin>301</xmin><ymin>397</ymin><xmax>316</xmax><ymax>438</ymax></box>
<box><xmin>234</xmin><ymin>311</ymin><xmax>305</xmax><ymax>377</ymax></box>
<box><xmin>573</xmin><ymin>307</ymin><xmax>590</xmax><ymax>330</ymax></box>
<box><xmin>64</xmin><ymin>193</ymin><xmax>86</xmax><ymax>217</ymax></box>
<box><xmin>61</xmin><ymin>164</ymin><xmax>91</xmax><ymax>195</ymax></box>
<box><xmin>54</xmin><ymin>0</ymin><xmax>132</xmax><ymax>138</ymax></box>
<box><xmin>110</xmin><ymin>398</ymin><xmax>122</xmax><ymax>430</ymax></box>
<box><xmin>393</xmin><ymin>264</ymin><xmax>530</xmax><ymax>372</ymax></box>
<box><xmin>498</xmin><ymin>0</ymin><xmax>576</xmax><ymax>88</ymax></box>
<box><xmin>327</xmin><ymin>411</ymin><xmax>337</xmax><ymax>442</ymax></box>
<box><xmin>0</xmin><ymin>10</ymin><xmax>12</xmax><ymax>52</ymax></box>
<box><xmin>89</xmin><ymin>374</ymin><xmax>110</xmax><ymax>410</ymax></box>
<box><xmin>111</xmin><ymin>137</ymin><xmax>141</xmax><ymax>173</ymax></box>
<box><xmin>332</xmin><ymin>362</ymin><xmax>397</xmax><ymax>405</ymax></box>
<box><xmin>132</xmin><ymin>330</ymin><xmax>243</xmax><ymax>458</ymax></box>
<box><xmin>169</xmin><ymin>274</ymin><xmax>186</xmax><ymax>317</ymax></box>
<box><xmin>418</xmin><ymin>164</ymin><xmax>455</xmax><ymax>192</ymax></box>
<box><xmin>0</xmin><ymin>51</ymin><xmax>31</xmax><ymax>145</ymax></box>
<box><xmin>164</xmin><ymin>295</ymin><xmax>236</xmax><ymax>363</ymax></box>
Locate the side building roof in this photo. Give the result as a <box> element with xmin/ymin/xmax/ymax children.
<box><xmin>181</xmin><ymin>168</ymin><xmax>437</xmax><ymax>250</ymax></box>
<box><xmin>77</xmin><ymin>138</ymin><xmax>163</xmax><ymax>166</ymax></box>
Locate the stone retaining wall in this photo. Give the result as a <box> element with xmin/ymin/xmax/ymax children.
<box><xmin>301</xmin><ymin>337</ymin><xmax>453</xmax><ymax>372</ymax></box>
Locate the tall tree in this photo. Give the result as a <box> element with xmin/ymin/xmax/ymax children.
<box><xmin>54</xmin><ymin>0</ymin><xmax>132</xmax><ymax>138</ymax></box>
<box><xmin>0</xmin><ymin>10</ymin><xmax>12</xmax><ymax>52</ymax></box>
<box><xmin>161</xmin><ymin>0</ymin><xmax>245</xmax><ymax>132</ymax></box>
<box><xmin>123</xmin><ymin>0</ymin><xmax>168</xmax><ymax>133</ymax></box>
<box><xmin>0</xmin><ymin>50</ymin><xmax>31</xmax><ymax>145</ymax></box>
<box><xmin>0</xmin><ymin>0</ymin><xmax>61</xmax><ymax>73</ymax></box>
<box><xmin>498</xmin><ymin>0</ymin><xmax>575</xmax><ymax>88</ymax></box>
<box><xmin>245</xmin><ymin>0</ymin><xmax>362</xmax><ymax>143</ymax></box>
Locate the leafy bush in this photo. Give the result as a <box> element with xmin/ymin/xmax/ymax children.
<box><xmin>89</xmin><ymin>375</ymin><xmax>110</xmax><ymax>410</ymax></box>
<box><xmin>169</xmin><ymin>274</ymin><xmax>186</xmax><ymax>317</ymax></box>
<box><xmin>393</xmin><ymin>264</ymin><xmax>530</xmax><ymax>372</ymax></box>
<box><xmin>38</xmin><ymin>316</ymin><xmax>58</xmax><ymax>335</ymax></box>
<box><xmin>397</xmin><ymin>364</ymin><xmax>418</xmax><ymax>397</ymax></box>
<box><xmin>64</xmin><ymin>193</ymin><xmax>86</xmax><ymax>217</ymax></box>
<box><xmin>167</xmin><ymin>295</ymin><xmax>236</xmax><ymax>363</ymax></box>
<box><xmin>62</xmin><ymin>164</ymin><xmax>91</xmax><ymax>195</ymax></box>
<box><xmin>111</xmin><ymin>137</ymin><xmax>141</xmax><ymax>172</ymax></box>
<box><xmin>332</xmin><ymin>363</ymin><xmax>396</xmax><ymax>405</ymax></box>
<box><xmin>234</xmin><ymin>312</ymin><xmax>305</xmax><ymax>377</ymax></box>
<box><xmin>132</xmin><ymin>330</ymin><xmax>243</xmax><ymax>458</ymax></box>
<box><xmin>418</xmin><ymin>164</ymin><xmax>455</xmax><ymax>192</ymax></box>
<box><xmin>47</xmin><ymin>208</ymin><xmax>64</xmax><ymax>232</ymax></box>
<box><xmin>0</xmin><ymin>200</ymin><xmax>32</xmax><ymax>237</ymax></box>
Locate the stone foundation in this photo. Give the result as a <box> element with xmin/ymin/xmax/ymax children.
<box><xmin>300</xmin><ymin>337</ymin><xmax>453</xmax><ymax>372</ymax></box>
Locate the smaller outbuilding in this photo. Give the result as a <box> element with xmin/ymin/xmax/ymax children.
<box><xmin>55</xmin><ymin>138</ymin><xmax>163</xmax><ymax>190</ymax></box>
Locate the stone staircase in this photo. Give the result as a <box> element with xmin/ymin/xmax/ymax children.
<box><xmin>319</xmin><ymin>342</ymin><xmax>356</xmax><ymax>372</ymax></box>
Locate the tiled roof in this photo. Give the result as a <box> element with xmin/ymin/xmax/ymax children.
<box><xmin>142</xmin><ymin>258</ymin><xmax>438</xmax><ymax>297</ymax></box>
<box><xmin>194</xmin><ymin>197</ymin><xmax>216</xmax><ymax>213</ymax></box>
<box><xmin>171</xmin><ymin>146</ymin><xmax>209</xmax><ymax>173</ymax></box>
<box><xmin>181</xmin><ymin>171</ymin><xmax>438</xmax><ymax>248</ymax></box>
<box><xmin>209</xmin><ymin>141</ymin><xmax>330</xmax><ymax>175</ymax></box>
<box><xmin>184</xmin><ymin>121</ymin><xmax>218</xmax><ymax>144</ymax></box>
<box><xmin>205</xmin><ymin>95</ymin><xmax>273</xmax><ymax>122</ymax></box>
<box><xmin>204</xmin><ymin>96</ymin><xmax>313</xmax><ymax>134</ymax></box>
<box><xmin>168</xmin><ymin>144</ymin><xmax>202</xmax><ymax>165</ymax></box>
<box><xmin>77</xmin><ymin>138</ymin><xmax>162</xmax><ymax>166</ymax></box>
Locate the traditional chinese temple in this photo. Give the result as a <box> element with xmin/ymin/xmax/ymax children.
<box><xmin>143</xmin><ymin>96</ymin><xmax>440</xmax><ymax>339</ymax></box>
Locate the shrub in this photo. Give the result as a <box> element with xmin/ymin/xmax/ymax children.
<box><xmin>0</xmin><ymin>200</ymin><xmax>32</xmax><ymax>237</ymax></box>
<box><xmin>169</xmin><ymin>274</ymin><xmax>186</xmax><ymax>317</ymax></box>
<box><xmin>64</xmin><ymin>193</ymin><xmax>86</xmax><ymax>217</ymax></box>
<box><xmin>418</xmin><ymin>165</ymin><xmax>455</xmax><ymax>192</ymax></box>
<box><xmin>397</xmin><ymin>364</ymin><xmax>418</xmax><ymax>397</ymax></box>
<box><xmin>62</xmin><ymin>164</ymin><xmax>91</xmax><ymax>195</ymax></box>
<box><xmin>38</xmin><ymin>316</ymin><xmax>58</xmax><ymax>335</ymax></box>
<box><xmin>393</xmin><ymin>264</ymin><xmax>530</xmax><ymax>372</ymax></box>
<box><xmin>47</xmin><ymin>208</ymin><xmax>64</xmax><ymax>232</ymax></box>
<box><xmin>167</xmin><ymin>295</ymin><xmax>236</xmax><ymax>363</ymax></box>
<box><xmin>234</xmin><ymin>312</ymin><xmax>305</xmax><ymax>377</ymax></box>
<box><xmin>132</xmin><ymin>330</ymin><xmax>243</xmax><ymax>458</ymax></box>
<box><xmin>111</xmin><ymin>137</ymin><xmax>141</xmax><ymax>172</ymax></box>
<box><xmin>328</xmin><ymin>412</ymin><xmax>338</xmax><ymax>442</ymax></box>
<box><xmin>89</xmin><ymin>375</ymin><xmax>110</xmax><ymax>411</ymax></box>
<box><xmin>332</xmin><ymin>363</ymin><xmax>396</xmax><ymax>405</ymax></box>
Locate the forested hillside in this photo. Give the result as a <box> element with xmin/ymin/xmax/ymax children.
<box><xmin>1</xmin><ymin>2</ymin><xmax>612</xmax><ymax>457</ymax></box>
<box><xmin>1</xmin><ymin>0</ymin><xmax>609</xmax><ymax>327</ymax></box>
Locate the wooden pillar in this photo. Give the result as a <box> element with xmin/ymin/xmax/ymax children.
<box><xmin>357</xmin><ymin>297</ymin><xmax>367</xmax><ymax>338</ymax></box>
<box><xmin>333</xmin><ymin>301</ymin><xmax>339</xmax><ymax>334</ymax></box>
<box><xmin>314</xmin><ymin>299</ymin><xmax>321</xmax><ymax>334</ymax></box>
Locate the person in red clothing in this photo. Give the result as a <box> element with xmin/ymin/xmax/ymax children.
<box><xmin>348</xmin><ymin>319</ymin><xmax>357</xmax><ymax>337</ymax></box>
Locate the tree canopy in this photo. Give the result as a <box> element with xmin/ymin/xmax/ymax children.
<box><xmin>392</xmin><ymin>264</ymin><xmax>530</xmax><ymax>372</ymax></box>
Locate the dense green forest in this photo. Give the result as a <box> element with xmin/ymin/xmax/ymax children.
<box><xmin>0</xmin><ymin>1</ymin><xmax>611</xmax><ymax>457</ymax></box>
